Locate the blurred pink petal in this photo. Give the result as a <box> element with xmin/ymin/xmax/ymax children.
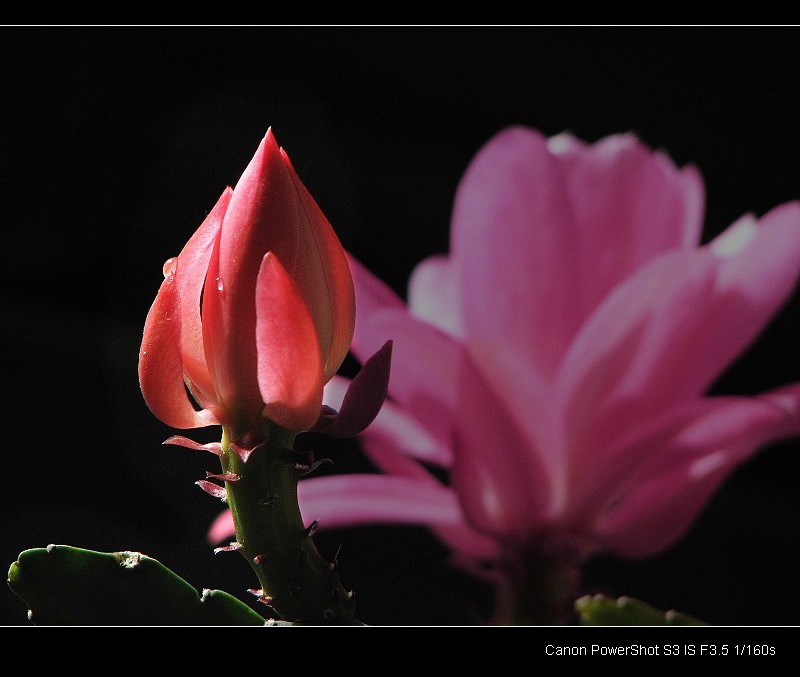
<box><xmin>594</xmin><ymin>393</ymin><xmax>800</xmax><ymax>557</ymax></box>
<box><xmin>322</xmin><ymin>126</ymin><xmax>800</xmax><ymax>594</ymax></box>
<box><xmin>347</xmin><ymin>253</ymin><xmax>405</xmax><ymax>362</ymax></box>
<box><xmin>324</xmin><ymin>376</ymin><xmax>452</xmax><ymax>466</ymax></box>
<box><xmin>350</xmin><ymin>297</ymin><xmax>463</xmax><ymax>444</ymax></box>
<box><xmin>554</xmin><ymin>132</ymin><xmax>705</xmax><ymax>319</ymax></box>
<box><xmin>452</xmin><ymin>351</ymin><xmax>553</xmax><ymax>538</ymax></box>
<box><xmin>408</xmin><ymin>255</ymin><xmax>464</xmax><ymax>339</ymax></box>
<box><xmin>451</xmin><ymin>126</ymin><xmax>580</xmax><ymax>380</ymax></box>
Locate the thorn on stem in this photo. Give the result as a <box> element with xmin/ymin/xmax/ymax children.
<box><xmin>205</xmin><ymin>471</ymin><xmax>241</xmax><ymax>482</ymax></box>
<box><xmin>213</xmin><ymin>541</ymin><xmax>242</xmax><ymax>554</ymax></box>
<box><xmin>295</xmin><ymin>458</ymin><xmax>333</xmax><ymax>477</ymax></box>
<box><xmin>304</xmin><ymin>519</ymin><xmax>320</xmax><ymax>538</ymax></box>
<box><xmin>195</xmin><ymin>480</ymin><xmax>227</xmax><ymax>501</ymax></box>
<box><xmin>330</xmin><ymin>544</ymin><xmax>343</xmax><ymax>571</ymax></box>
<box><xmin>163</xmin><ymin>435</ymin><xmax>222</xmax><ymax>456</ymax></box>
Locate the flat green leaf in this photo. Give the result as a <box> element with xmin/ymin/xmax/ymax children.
<box><xmin>7</xmin><ymin>545</ymin><xmax>266</xmax><ymax>626</ymax></box>
<box><xmin>575</xmin><ymin>593</ymin><xmax>706</xmax><ymax>626</ymax></box>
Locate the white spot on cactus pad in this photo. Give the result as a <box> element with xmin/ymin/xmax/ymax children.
<box><xmin>117</xmin><ymin>551</ymin><xmax>148</xmax><ymax>569</ymax></box>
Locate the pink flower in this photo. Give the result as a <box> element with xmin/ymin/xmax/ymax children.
<box><xmin>139</xmin><ymin>129</ymin><xmax>389</xmax><ymax>441</ymax></box>
<box><xmin>210</xmin><ymin>127</ymin><xmax>800</xmax><ymax>599</ymax></box>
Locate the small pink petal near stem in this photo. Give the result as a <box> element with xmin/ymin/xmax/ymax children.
<box><xmin>195</xmin><ymin>480</ymin><xmax>227</xmax><ymax>500</ymax></box>
<box><xmin>206</xmin><ymin>471</ymin><xmax>241</xmax><ymax>482</ymax></box>
<box><xmin>229</xmin><ymin>440</ymin><xmax>265</xmax><ymax>464</ymax></box>
<box><xmin>319</xmin><ymin>340</ymin><xmax>393</xmax><ymax>437</ymax></box>
<box><xmin>162</xmin><ymin>435</ymin><xmax>222</xmax><ymax>455</ymax></box>
<box><xmin>360</xmin><ymin>309</ymin><xmax>462</xmax><ymax>444</ymax></box>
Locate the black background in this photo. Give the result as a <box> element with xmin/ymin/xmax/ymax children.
<box><xmin>3</xmin><ymin>26</ymin><xmax>800</xmax><ymax>627</ymax></box>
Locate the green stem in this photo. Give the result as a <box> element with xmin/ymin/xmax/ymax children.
<box><xmin>219</xmin><ymin>424</ymin><xmax>356</xmax><ymax>624</ymax></box>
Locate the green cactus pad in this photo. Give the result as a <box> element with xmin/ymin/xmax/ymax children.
<box><xmin>575</xmin><ymin>593</ymin><xmax>706</xmax><ymax>626</ymax></box>
<box><xmin>7</xmin><ymin>545</ymin><xmax>266</xmax><ymax>625</ymax></box>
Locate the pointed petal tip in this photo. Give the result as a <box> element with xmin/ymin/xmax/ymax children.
<box><xmin>230</xmin><ymin>441</ymin><xmax>265</xmax><ymax>464</ymax></box>
<box><xmin>163</xmin><ymin>435</ymin><xmax>223</xmax><ymax>455</ymax></box>
<box><xmin>319</xmin><ymin>340</ymin><xmax>393</xmax><ymax>438</ymax></box>
<box><xmin>195</xmin><ymin>480</ymin><xmax>228</xmax><ymax>501</ymax></box>
<box><xmin>205</xmin><ymin>471</ymin><xmax>241</xmax><ymax>482</ymax></box>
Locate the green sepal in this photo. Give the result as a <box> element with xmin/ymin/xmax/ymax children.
<box><xmin>575</xmin><ymin>593</ymin><xmax>707</xmax><ymax>626</ymax></box>
<box><xmin>7</xmin><ymin>544</ymin><xmax>266</xmax><ymax>625</ymax></box>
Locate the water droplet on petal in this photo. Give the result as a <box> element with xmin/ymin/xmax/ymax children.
<box><xmin>162</xmin><ymin>257</ymin><xmax>177</xmax><ymax>278</ymax></box>
<box><xmin>215</xmin><ymin>277</ymin><xmax>224</xmax><ymax>292</ymax></box>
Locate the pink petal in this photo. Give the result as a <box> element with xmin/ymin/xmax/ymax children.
<box><xmin>202</xmin><ymin>133</ymin><xmax>287</xmax><ymax>417</ymax></box>
<box><xmin>324</xmin><ymin>376</ymin><xmax>453</xmax><ymax>467</ymax></box>
<box><xmin>554</xmin><ymin>132</ymin><xmax>705</xmax><ymax>321</ymax></box>
<box><xmin>592</xmin><ymin>393</ymin><xmax>800</xmax><ymax>557</ymax></box>
<box><xmin>452</xmin><ymin>351</ymin><xmax>553</xmax><ymax>539</ymax></box>
<box><xmin>357</xmin><ymin>308</ymin><xmax>462</xmax><ymax>446</ymax></box>
<box><xmin>202</xmin><ymin>130</ymin><xmax>354</xmax><ymax>424</ymax></box>
<box><xmin>299</xmin><ymin>475</ymin><xmax>497</xmax><ymax>558</ymax></box>
<box><xmin>347</xmin><ymin>253</ymin><xmax>405</xmax><ymax>362</ymax></box>
<box><xmin>162</xmin><ymin>435</ymin><xmax>222</xmax><ymax>455</ymax></box>
<box><xmin>256</xmin><ymin>253</ymin><xmax>325</xmax><ymax>432</ymax></box>
<box><xmin>318</xmin><ymin>340</ymin><xmax>392</xmax><ymax>437</ymax></box>
<box><xmin>196</xmin><ymin>480</ymin><xmax>227</xmax><ymax>500</ymax></box>
<box><xmin>358</xmin><ymin>440</ymin><xmax>442</xmax><ymax>482</ymax></box>
<box><xmin>208</xmin><ymin>510</ymin><xmax>236</xmax><ymax>544</ymax></box>
<box><xmin>761</xmin><ymin>382</ymin><xmax>800</xmax><ymax>436</ymax></box>
<box><xmin>695</xmin><ymin>202</ymin><xmax>800</xmax><ymax>391</ymax></box>
<box><xmin>139</xmin><ymin>269</ymin><xmax>214</xmax><ymax>429</ymax></box>
<box><xmin>206</xmin><ymin>471</ymin><xmax>241</xmax><ymax>482</ymax></box>
<box><xmin>562</xmin><ymin>203</ymin><xmax>800</xmax><ymax>463</ymax></box>
<box><xmin>569</xmin><ymin>397</ymin><xmax>746</xmax><ymax>523</ymax></box>
<box><xmin>175</xmin><ymin>188</ymin><xmax>232</xmax><ymax>406</ymax></box>
<box><xmin>451</xmin><ymin>126</ymin><xmax>580</xmax><ymax>380</ymax></box>
<box><xmin>407</xmin><ymin>255</ymin><xmax>464</xmax><ymax>340</ymax></box>
<box><xmin>280</xmin><ymin>147</ymin><xmax>355</xmax><ymax>380</ymax></box>
<box><xmin>361</xmin><ymin>402</ymin><xmax>454</xmax><ymax>467</ymax></box>
<box><xmin>558</xmin><ymin>249</ymin><xmax>719</xmax><ymax>468</ymax></box>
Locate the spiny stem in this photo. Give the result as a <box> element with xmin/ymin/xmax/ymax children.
<box><xmin>219</xmin><ymin>424</ymin><xmax>356</xmax><ymax>624</ymax></box>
